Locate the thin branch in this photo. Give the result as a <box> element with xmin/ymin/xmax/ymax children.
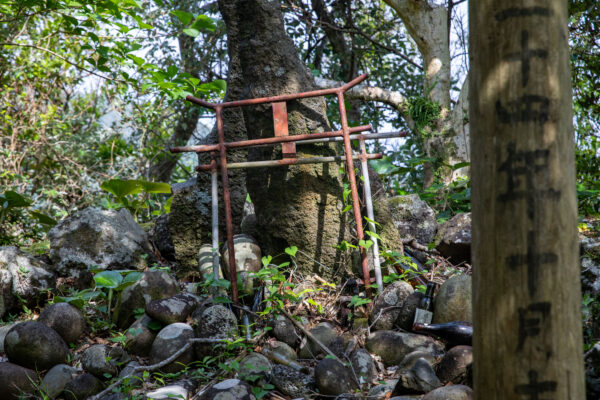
<box><xmin>280</xmin><ymin>308</ymin><xmax>343</xmax><ymax>364</ymax></box>
<box><xmin>314</xmin><ymin>76</ymin><xmax>409</xmax><ymax>115</ymax></box>
<box><xmin>348</xmin><ymin>24</ymin><xmax>422</xmax><ymax>70</ymax></box>
<box><xmin>0</xmin><ymin>42</ymin><xmax>126</xmax><ymax>83</ymax></box>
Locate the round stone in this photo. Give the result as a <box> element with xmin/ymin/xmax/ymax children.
<box><xmin>38</xmin><ymin>302</ymin><xmax>87</xmax><ymax>344</ymax></box>
<box><xmin>4</xmin><ymin>321</ymin><xmax>68</xmax><ymax>370</ymax></box>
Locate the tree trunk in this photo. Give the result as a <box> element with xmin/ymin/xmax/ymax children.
<box><xmin>217</xmin><ymin>0</ymin><xmax>352</xmax><ymax>277</ymax></box>
<box><xmin>385</xmin><ymin>0</ymin><xmax>471</xmax><ymax>186</ymax></box>
<box><xmin>470</xmin><ymin>1</ymin><xmax>585</xmax><ymax>398</ymax></box>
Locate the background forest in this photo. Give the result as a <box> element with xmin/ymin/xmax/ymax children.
<box><xmin>1</xmin><ymin>0</ymin><xmax>598</xmax><ymax>248</ymax></box>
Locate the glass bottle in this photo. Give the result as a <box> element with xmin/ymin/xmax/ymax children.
<box><xmin>413</xmin><ymin>281</ymin><xmax>436</xmax><ymax>326</ymax></box>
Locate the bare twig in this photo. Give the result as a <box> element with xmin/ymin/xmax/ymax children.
<box><xmin>279</xmin><ymin>308</ymin><xmax>343</xmax><ymax>364</ymax></box>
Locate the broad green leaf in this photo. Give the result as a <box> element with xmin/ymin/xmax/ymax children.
<box><xmin>0</xmin><ymin>191</ymin><xmax>32</xmax><ymax>209</ymax></box>
<box><xmin>190</xmin><ymin>15</ymin><xmax>215</xmax><ymax>31</ymax></box>
<box><xmin>183</xmin><ymin>28</ymin><xmax>200</xmax><ymax>37</ymax></box>
<box><xmin>116</xmin><ymin>271</ymin><xmax>142</xmax><ymax>290</ymax></box>
<box><xmin>100</xmin><ymin>179</ymin><xmax>142</xmax><ymax>198</ymax></box>
<box><xmin>94</xmin><ymin>270</ymin><xmax>123</xmax><ymax>289</ymax></box>
<box><xmin>135</xmin><ymin>180</ymin><xmax>171</xmax><ymax>194</ymax></box>
<box><xmin>29</xmin><ymin>211</ymin><xmax>58</xmax><ymax>226</ymax></box>
<box><xmin>171</xmin><ymin>10</ymin><xmax>193</xmax><ymax>25</ymax></box>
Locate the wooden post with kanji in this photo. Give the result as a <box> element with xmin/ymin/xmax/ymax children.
<box><xmin>470</xmin><ymin>1</ymin><xmax>586</xmax><ymax>399</ymax></box>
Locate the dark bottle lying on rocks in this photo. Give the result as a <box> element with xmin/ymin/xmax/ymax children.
<box><xmin>413</xmin><ymin>321</ymin><xmax>473</xmax><ymax>346</ymax></box>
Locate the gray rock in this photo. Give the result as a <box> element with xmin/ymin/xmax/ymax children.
<box><xmin>435</xmin><ymin>213</ymin><xmax>471</xmax><ymax>264</ymax></box>
<box><xmin>0</xmin><ymin>322</ymin><xmax>17</xmax><ymax>353</ymax></box>
<box><xmin>197</xmin><ymin>378</ymin><xmax>256</xmax><ymax>400</ymax></box>
<box><xmin>41</xmin><ymin>364</ymin><xmax>78</xmax><ymax>398</ymax></box>
<box><xmin>388</xmin><ymin>194</ymin><xmax>438</xmax><ymax>244</ymax></box>
<box><xmin>49</xmin><ymin>207</ymin><xmax>154</xmax><ymax>279</ymax></box>
<box><xmin>271</xmin><ymin>364</ymin><xmax>314</xmax><ymax>399</ymax></box>
<box><xmin>581</xmin><ymin>235</ymin><xmax>600</xmax><ymax>259</ymax></box>
<box><xmin>0</xmin><ymin>362</ymin><xmax>40</xmax><ymax>399</ymax></box>
<box><xmin>149</xmin><ymin>323</ymin><xmax>195</xmax><ymax>373</ymax></box>
<box><xmin>114</xmin><ymin>270</ymin><xmax>179</xmax><ymax>329</ymax></box>
<box><xmin>272</xmin><ymin>314</ymin><xmax>298</xmax><ymax>347</ymax></box>
<box><xmin>298</xmin><ymin>322</ymin><xmax>337</xmax><ymax>358</ymax></box>
<box><xmin>194</xmin><ymin>305</ymin><xmax>238</xmax><ymax>358</ymax></box>
<box><xmin>38</xmin><ymin>302</ymin><xmax>87</xmax><ymax>344</ymax></box>
<box><xmin>269</xmin><ymin>341</ymin><xmax>297</xmax><ymax>361</ymax></box>
<box><xmin>396</xmin><ymin>292</ymin><xmax>425</xmax><ymax>331</ymax></box>
<box><xmin>82</xmin><ymin>344</ymin><xmax>127</xmax><ymax>379</ymax></box>
<box><xmin>0</xmin><ymin>268</ymin><xmax>12</xmax><ymax>320</ymax></box>
<box><xmin>367</xmin><ymin>380</ymin><xmax>398</xmax><ymax>400</ymax></box>
<box><xmin>125</xmin><ymin>314</ymin><xmax>161</xmax><ymax>357</ymax></box>
<box><xmin>0</xmin><ymin>246</ymin><xmax>56</xmax><ymax>318</ymax></box>
<box><xmin>350</xmin><ymin>348</ymin><xmax>375</xmax><ymax>385</ymax></box>
<box><xmin>433</xmin><ymin>275</ymin><xmax>472</xmax><ymax>324</ymax></box>
<box><xmin>151</xmin><ymin>214</ymin><xmax>175</xmax><ymax>261</ymax></box>
<box><xmin>63</xmin><ymin>373</ymin><xmax>104</xmax><ymax>400</ymax></box>
<box><xmin>436</xmin><ymin>345</ymin><xmax>473</xmax><ymax>384</ymax></box>
<box><xmin>239</xmin><ymin>353</ymin><xmax>272</xmax><ymax>384</ymax></box>
<box><xmin>145</xmin><ymin>293</ymin><xmax>197</xmax><ymax>325</ymax></box>
<box><xmin>392</xmin><ymin>358</ymin><xmax>442</xmax><ymax>395</ymax></box>
<box><xmin>366</xmin><ymin>330</ymin><xmax>444</xmax><ymax>366</ymax></box>
<box><xmin>398</xmin><ymin>351</ymin><xmax>437</xmax><ymax>373</ymax></box>
<box><xmin>582</xmin><ymin>256</ymin><xmax>600</xmax><ymax>295</ymax></box>
<box><xmin>168</xmin><ymin>178</ymin><xmax>212</xmax><ymax>273</ymax></box>
<box><xmin>4</xmin><ymin>321</ymin><xmax>68</xmax><ymax>370</ymax></box>
<box><xmin>222</xmin><ymin>234</ymin><xmax>262</xmax><ymax>295</ymax></box>
<box><xmin>315</xmin><ymin>358</ymin><xmax>358</xmax><ymax>396</ymax></box>
<box><xmin>421</xmin><ymin>384</ymin><xmax>473</xmax><ymax>400</ymax></box>
<box><xmin>371</xmin><ymin>280</ymin><xmax>414</xmax><ymax>331</ymax></box>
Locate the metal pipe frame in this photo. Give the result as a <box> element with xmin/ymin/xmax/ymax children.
<box><xmin>170</xmin><ymin>125</ymin><xmax>372</xmax><ymax>154</ymax></box>
<box><xmin>172</xmin><ymin>73</ymin><xmax>379</xmax><ymax>304</ymax></box>
<box><xmin>197</xmin><ymin>152</ymin><xmax>383</xmax><ymax>172</ymax></box>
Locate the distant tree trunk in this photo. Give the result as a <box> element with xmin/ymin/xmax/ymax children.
<box><xmin>217</xmin><ymin>0</ymin><xmax>351</xmax><ymax>277</ymax></box>
<box><xmin>470</xmin><ymin>1</ymin><xmax>585</xmax><ymax>399</ymax></box>
<box><xmin>384</xmin><ymin>0</ymin><xmax>470</xmax><ymax>186</ymax></box>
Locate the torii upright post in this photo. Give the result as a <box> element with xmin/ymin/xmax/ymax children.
<box><xmin>470</xmin><ymin>1</ymin><xmax>585</xmax><ymax>399</ymax></box>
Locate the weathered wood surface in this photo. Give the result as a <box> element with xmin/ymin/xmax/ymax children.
<box><xmin>470</xmin><ymin>0</ymin><xmax>585</xmax><ymax>399</ymax></box>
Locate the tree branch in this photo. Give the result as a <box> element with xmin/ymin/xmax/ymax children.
<box><xmin>0</xmin><ymin>42</ymin><xmax>126</xmax><ymax>83</ymax></box>
<box><xmin>314</xmin><ymin>76</ymin><xmax>409</xmax><ymax>115</ymax></box>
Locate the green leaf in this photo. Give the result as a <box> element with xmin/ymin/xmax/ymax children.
<box><xmin>451</xmin><ymin>162</ymin><xmax>471</xmax><ymax>170</ymax></box>
<box><xmin>171</xmin><ymin>10</ymin><xmax>193</xmax><ymax>25</ymax></box>
<box><xmin>135</xmin><ymin>180</ymin><xmax>171</xmax><ymax>194</ymax></box>
<box><xmin>190</xmin><ymin>15</ymin><xmax>215</xmax><ymax>31</ymax></box>
<box><xmin>94</xmin><ymin>270</ymin><xmax>123</xmax><ymax>289</ymax></box>
<box><xmin>0</xmin><ymin>191</ymin><xmax>32</xmax><ymax>209</ymax></box>
<box><xmin>183</xmin><ymin>28</ymin><xmax>200</xmax><ymax>37</ymax></box>
<box><xmin>29</xmin><ymin>211</ymin><xmax>57</xmax><ymax>226</ymax></box>
<box><xmin>115</xmin><ymin>271</ymin><xmax>142</xmax><ymax>290</ymax></box>
<box><xmin>284</xmin><ymin>246</ymin><xmax>298</xmax><ymax>257</ymax></box>
<box><xmin>100</xmin><ymin>179</ymin><xmax>142</xmax><ymax>199</ymax></box>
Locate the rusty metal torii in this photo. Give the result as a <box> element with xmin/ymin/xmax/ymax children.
<box><xmin>170</xmin><ymin>73</ymin><xmax>407</xmax><ymax>305</ymax></box>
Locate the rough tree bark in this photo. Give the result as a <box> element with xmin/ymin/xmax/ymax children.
<box><xmin>470</xmin><ymin>0</ymin><xmax>585</xmax><ymax>398</ymax></box>
<box><xmin>217</xmin><ymin>0</ymin><xmax>352</xmax><ymax>277</ymax></box>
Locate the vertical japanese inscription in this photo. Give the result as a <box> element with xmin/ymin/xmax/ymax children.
<box><xmin>492</xmin><ymin>6</ymin><xmax>559</xmax><ymax>397</ymax></box>
<box><xmin>517</xmin><ymin>302</ymin><xmax>551</xmax><ymax>351</ymax></box>
<box><xmin>514</xmin><ymin>370</ymin><xmax>557</xmax><ymax>400</ymax></box>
